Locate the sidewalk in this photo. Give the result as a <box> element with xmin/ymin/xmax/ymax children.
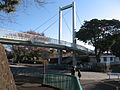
<box><xmin>76</xmin><ymin>72</ymin><xmax>117</xmax><ymax>80</ymax></box>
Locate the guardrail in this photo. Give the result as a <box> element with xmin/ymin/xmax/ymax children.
<box><xmin>43</xmin><ymin>74</ymin><xmax>82</xmax><ymax>90</ymax></box>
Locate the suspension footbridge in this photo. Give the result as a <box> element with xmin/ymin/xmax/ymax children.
<box><xmin>0</xmin><ymin>2</ymin><xmax>94</xmax><ymax>65</ymax></box>
<box><xmin>0</xmin><ymin>28</ymin><xmax>93</xmax><ymax>54</ymax></box>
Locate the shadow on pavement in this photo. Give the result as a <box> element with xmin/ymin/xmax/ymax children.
<box><xmin>14</xmin><ymin>75</ymin><xmax>61</xmax><ymax>90</ymax></box>
<box><xmin>81</xmin><ymin>79</ymin><xmax>120</xmax><ymax>90</ymax></box>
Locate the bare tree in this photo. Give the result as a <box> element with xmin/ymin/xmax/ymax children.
<box><xmin>0</xmin><ymin>0</ymin><xmax>45</xmax><ymax>24</ymax></box>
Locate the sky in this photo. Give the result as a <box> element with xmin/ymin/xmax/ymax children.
<box><xmin>1</xmin><ymin>0</ymin><xmax>120</xmax><ymax>50</ymax></box>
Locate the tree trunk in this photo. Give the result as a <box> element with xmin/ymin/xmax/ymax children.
<box><xmin>96</xmin><ymin>54</ymin><xmax>100</xmax><ymax>62</ymax></box>
<box><xmin>95</xmin><ymin>47</ymin><xmax>100</xmax><ymax>62</ymax></box>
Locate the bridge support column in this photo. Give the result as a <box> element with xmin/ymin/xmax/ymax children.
<box><xmin>58</xmin><ymin>49</ymin><xmax>62</xmax><ymax>64</ymax></box>
<box><xmin>58</xmin><ymin>2</ymin><xmax>77</xmax><ymax>66</ymax></box>
<box><xmin>72</xmin><ymin>2</ymin><xmax>77</xmax><ymax>66</ymax></box>
<box><xmin>58</xmin><ymin>6</ymin><xmax>62</xmax><ymax>65</ymax></box>
<box><xmin>73</xmin><ymin>50</ymin><xmax>76</xmax><ymax>66</ymax></box>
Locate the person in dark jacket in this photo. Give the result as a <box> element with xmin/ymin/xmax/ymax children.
<box><xmin>71</xmin><ymin>66</ymin><xmax>76</xmax><ymax>76</ymax></box>
<box><xmin>77</xmin><ymin>69</ymin><xmax>81</xmax><ymax>79</ymax></box>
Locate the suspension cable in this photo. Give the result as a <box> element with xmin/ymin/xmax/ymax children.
<box><xmin>40</xmin><ymin>10</ymin><xmax>71</xmax><ymax>33</ymax></box>
<box><xmin>76</xmin><ymin>12</ymin><xmax>82</xmax><ymax>26</ymax></box>
<box><xmin>62</xmin><ymin>15</ymin><xmax>71</xmax><ymax>33</ymax></box>
<box><xmin>42</xmin><ymin>19</ymin><xmax>58</xmax><ymax>33</ymax></box>
<box><xmin>34</xmin><ymin>13</ymin><xmax>58</xmax><ymax>31</ymax></box>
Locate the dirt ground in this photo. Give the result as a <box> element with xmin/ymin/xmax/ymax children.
<box><xmin>14</xmin><ymin>75</ymin><xmax>61</xmax><ymax>90</ymax></box>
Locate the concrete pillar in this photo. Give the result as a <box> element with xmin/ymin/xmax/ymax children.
<box><xmin>58</xmin><ymin>7</ymin><xmax>62</xmax><ymax>64</ymax></box>
<box><xmin>72</xmin><ymin>2</ymin><xmax>77</xmax><ymax>66</ymax></box>
<box><xmin>58</xmin><ymin>49</ymin><xmax>62</xmax><ymax>64</ymax></box>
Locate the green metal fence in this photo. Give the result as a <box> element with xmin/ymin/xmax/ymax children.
<box><xmin>11</xmin><ymin>68</ymin><xmax>82</xmax><ymax>90</ymax></box>
<box><xmin>43</xmin><ymin>74</ymin><xmax>82</xmax><ymax>90</ymax></box>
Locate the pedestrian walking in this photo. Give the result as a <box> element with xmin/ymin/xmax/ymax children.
<box><xmin>71</xmin><ymin>66</ymin><xmax>76</xmax><ymax>76</ymax></box>
<box><xmin>78</xmin><ymin>69</ymin><xmax>81</xmax><ymax>79</ymax></box>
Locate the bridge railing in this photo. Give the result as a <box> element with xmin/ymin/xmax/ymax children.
<box><xmin>43</xmin><ymin>74</ymin><xmax>82</xmax><ymax>90</ymax></box>
<box><xmin>0</xmin><ymin>29</ymin><xmax>94</xmax><ymax>53</ymax></box>
<box><xmin>76</xmin><ymin>44</ymin><xmax>88</xmax><ymax>52</ymax></box>
<box><xmin>0</xmin><ymin>29</ymin><xmax>30</xmax><ymax>41</ymax></box>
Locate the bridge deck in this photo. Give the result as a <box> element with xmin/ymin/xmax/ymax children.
<box><xmin>0</xmin><ymin>29</ymin><xmax>94</xmax><ymax>54</ymax></box>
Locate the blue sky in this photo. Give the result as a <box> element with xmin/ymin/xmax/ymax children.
<box><xmin>1</xmin><ymin>0</ymin><xmax>120</xmax><ymax>50</ymax></box>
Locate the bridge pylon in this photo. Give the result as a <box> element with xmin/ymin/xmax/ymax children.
<box><xmin>58</xmin><ymin>2</ymin><xmax>77</xmax><ymax>66</ymax></box>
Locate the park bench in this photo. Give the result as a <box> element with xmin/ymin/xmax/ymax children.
<box><xmin>107</xmin><ymin>72</ymin><xmax>120</xmax><ymax>80</ymax></box>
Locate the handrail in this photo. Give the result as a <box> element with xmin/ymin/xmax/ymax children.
<box><xmin>0</xmin><ymin>28</ymin><xmax>94</xmax><ymax>53</ymax></box>
<box><xmin>43</xmin><ymin>73</ymin><xmax>83</xmax><ymax>90</ymax></box>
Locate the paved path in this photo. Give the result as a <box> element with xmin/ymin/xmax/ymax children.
<box><xmin>74</xmin><ymin>71</ymin><xmax>118</xmax><ymax>80</ymax></box>
<box><xmin>10</xmin><ymin>64</ymin><xmax>118</xmax><ymax>80</ymax></box>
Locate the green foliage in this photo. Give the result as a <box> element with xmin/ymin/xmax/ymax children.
<box><xmin>96</xmin><ymin>34</ymin><xmax>115</xmax><ymax>52</ymax></box>
<box><xmin>111</xmin><ymin>34</ymin><xmax>120</xmax><ymax>58</ymax></box>
<box><xmin>76</xmin><ymin>19</ymin><xmax>120</xmax><ymax>62</ymax></box>
<box><xmin>0</xmin><ymin>0</ymin><xmax>44</xmax><ymax>13</ymax></box>
<box><xmin>77</xmin><ymin>19</ymin><xmax>120</xmax><ymax>46</ymax></box>
<box><xmin>0</xmin><ymin>0</ymin><xmax>19</xmax><ymax>13</ymax></box>
<box><xmin>0</xmin><ymin>0</ymin><xmax>44</xmax><ymax>24</ymax></box>
<box><xmin>77</xmin><ymin>19</ymin><xmax>101</xmax><ymax>44</ymax></box>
